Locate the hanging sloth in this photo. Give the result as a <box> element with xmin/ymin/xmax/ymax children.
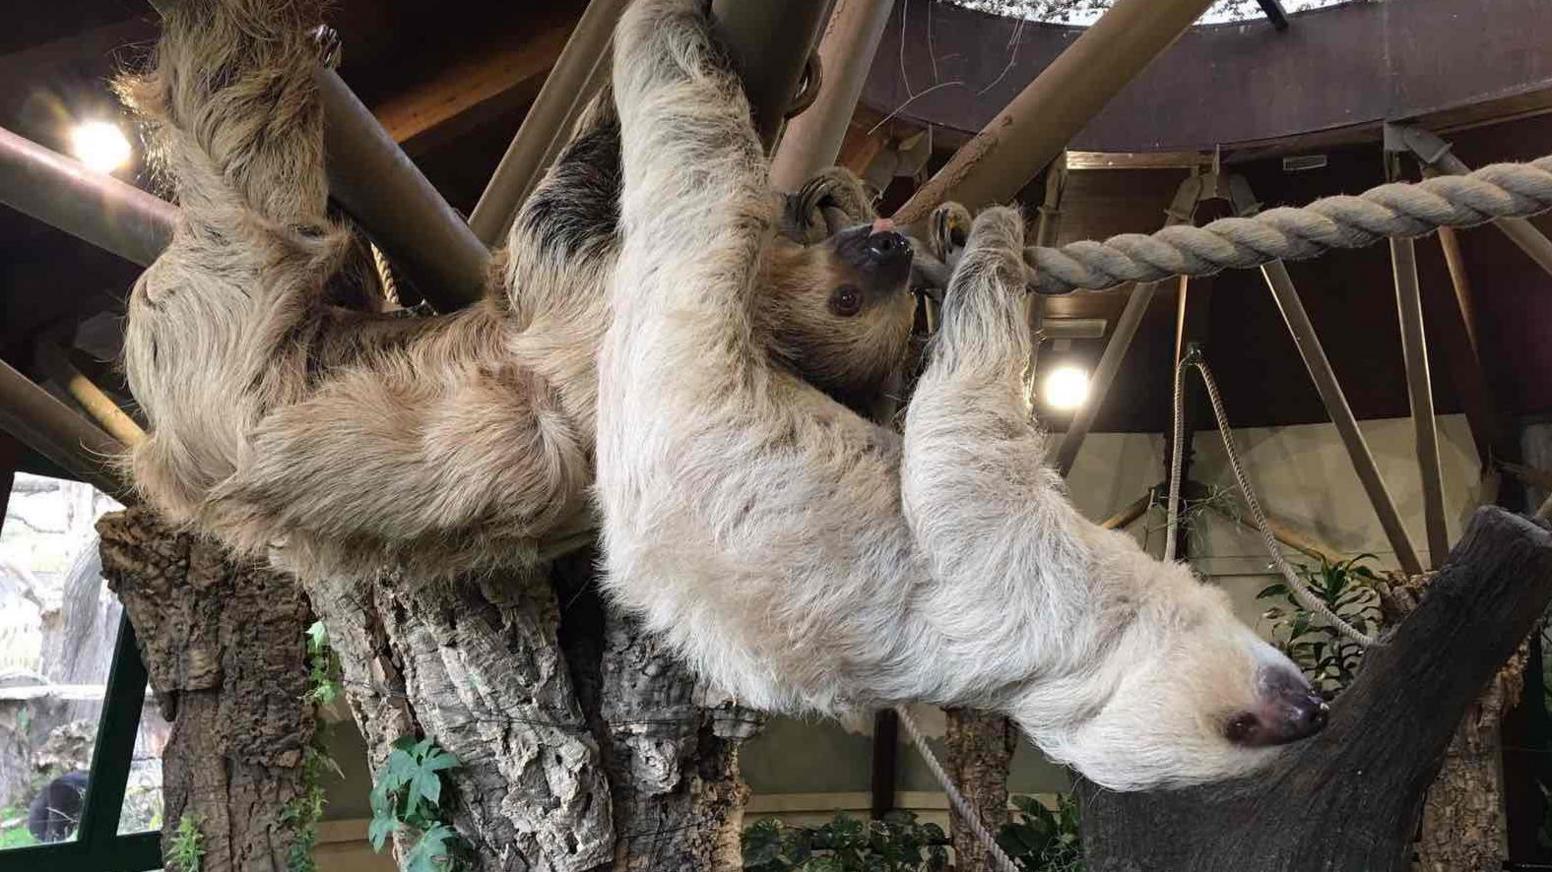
<box><xmin>116</xmin><ymin>0</ymin><xmax>911</xmax><ymax>581</ymax></box>
<box><xmin>596</xmin><ymin>0</ymin><xmax>1329</xmax><ymax>791</ymax></box>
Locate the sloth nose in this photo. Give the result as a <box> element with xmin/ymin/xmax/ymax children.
<box><xmin>864</xmin><ymin>230</ymin><xmax>911</xmax><ymax>266</ymax></box>
<box><xmin>1226</xmin><ymin>669</ymin><xmax>1329</xmax><ymax>747</ymax></box>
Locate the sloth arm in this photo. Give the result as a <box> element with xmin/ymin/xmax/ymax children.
<box><xmin>901</xmin><ymin>209</ymin><xmax>1109</xmax><ymax>683</ymax></box>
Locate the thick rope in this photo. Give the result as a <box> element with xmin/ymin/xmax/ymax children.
<box><xmin>1165</xmin><ymin>353</ymin><xmax>1377</xmax><ymax>647</ymax></box>
<box><xmin>894</xmin><ymin>706</ymin><xmax>1023</xmax><ymax>872</ymax></box>
<box><xmin>1024</xmin><ymin>156</ymin><xmax>1552</xmax><ymax>295</ymax></box>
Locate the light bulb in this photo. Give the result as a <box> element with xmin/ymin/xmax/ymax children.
<box><xmin>70</xmin><ymin>120</ymin><xmax>132</xmax><ymax>173</ymax></box>
<box><xmin>1042</xmin><ymin>366</ymin><xmax>1090</xmax><ymax>411</ymax></box>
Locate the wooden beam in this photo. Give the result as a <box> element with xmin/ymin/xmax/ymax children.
<box><xmin>1260</xmin><ymin>260</ymin><xmax>1425</xmax><ymax>576</ymax></box>
<box><xmin>1392</xmin><ymin>236</ymin><xmax>1450</xmax><ymax>570</ymax></box>
<box><xmin>372</xmin><ymin>21</ymin><xmax>573</xmax><ymax>155</ymax></box>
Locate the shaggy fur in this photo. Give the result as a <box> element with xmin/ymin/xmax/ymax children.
<box><xmin>598</xmin><ymin>0</ymin><xmax>1321</xmax><ymax>791</ymax></box>
<box><xmin>118</xmin><ymin>0</ymin><xmax>912</xmax><ymax>580</ymax></box>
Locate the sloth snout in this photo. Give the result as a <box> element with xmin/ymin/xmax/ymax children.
<box><xmin>864</xmin><ymin>230</ymin><xmax>911</xmax><ymax>264</ymax></box>
<box><xmin>1226</xmin><ymin>668</ymin><xmax>1329</xmax><ymax>747</ymax></box>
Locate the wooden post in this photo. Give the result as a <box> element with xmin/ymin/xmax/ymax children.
<box><xmin>1392</xmin><ymin>236</ymin><xmax>1451</xmax><ymax>568</ymax></box>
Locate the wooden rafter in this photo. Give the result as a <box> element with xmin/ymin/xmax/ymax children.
<box><xmin>372</xmin><ymin>21</ymin><xmax>573</xmax><ymax>155</ymax></box>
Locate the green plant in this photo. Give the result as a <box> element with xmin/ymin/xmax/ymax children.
<box><xmin>997</xmin><ymin>794</ymin><xmax>1083</xmax><ymax>872</ymax></box>
<box><xmin>742</xmin><ymin>811</ymin><xmax>948</xmax><ymax>871</ymax></box>
<box><xmin>303</xmin><ymin>620</ymin><xmax>342</xmax><ymax>707</ymax></box>
<box><xmin>284</xmin><ymin>620</ymin><xmax>345</xmax><ymax>872</ymax></box>
<box><xmin>1257</xmin><ymin>553</ymin><xmax>1384</xmax><ymax>697</ymax></box>
<box><xmin>167</xmin><ymin>812</ymin><xmax>205</xmax><ymax>872</ymax></box>
<box><xmin>369</xmin><ymin>736</ymin><xmax>466</xmax><ymax>872</ymax></box>
<box><xmin>0</xmin><ymin>804</ymin><xmax>37</xmax><ymax>849</ymax></box>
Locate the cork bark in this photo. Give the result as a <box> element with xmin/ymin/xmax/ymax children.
<box><xmin>98</xmin><ymin>506</ymin><xmax>314</xmax><ymax>872</ymax></box>
<box><xmin>943</xmin><ymin>709</ymin><xmax>1016</xmax><ymax>870</ymax></box>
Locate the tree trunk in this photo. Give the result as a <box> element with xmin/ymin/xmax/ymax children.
<box><xmin>943</xmin><ymin>709</ymin><xmax>1016</xmax><ymax>869</ymax></box>
<box><xmin>1416</xmin><ymin>646</ymin><xmax>1526</xmax><ymax>872</ymax></box>
<box><xmin>97</xmin><ymin>506</ymin><xmax>314</xmax><ymax>872</ymax></box>
<box><xmin>303</xmin><ymin>543</ymin><xmax>761</xmax><ymax>872</ymax></box>
<box><xmin>1079</xmin><ymin>507</ymin><xmax>1552</xmax><ymax>872</ymax></box>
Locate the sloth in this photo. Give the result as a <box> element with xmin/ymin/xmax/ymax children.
<box><xmin>596</xmin><ymin>0</ymin><xmax>1329</xmax><ymax>791</ymax></box>
<box><xmin>116</xmin><ymin>0</ymin><xmax>914</xmax><ymax>580</ymax></box>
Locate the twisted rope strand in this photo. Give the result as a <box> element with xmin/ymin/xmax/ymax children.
<box><xmin>1025</xmin><ymin>156</ymin><xmax>1552</xmax><ymax>295</ymax></box>
<box><xmin>894</xmin><ymin>706</ymin><xmax>1023</xmax><ymax>872</ymax></box>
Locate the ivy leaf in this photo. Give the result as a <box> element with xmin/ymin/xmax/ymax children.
<box><xmin>404</xmin><ymin>823</ymin><xmax>456</xmax><ymax>872</ymax></box>
<box><xmin>367</xmin><ymin>812</ymin><xmax>399</xmax><ymax>852</ymax></box>
<box><xmin>306</xmin><ymin>621</ymin><xmax>329</xmax><ymax>655</ymax></box>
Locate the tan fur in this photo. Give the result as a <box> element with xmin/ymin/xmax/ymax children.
<box><xmin>119</xmin><ymin>0</ymin><xmax>911</xmax><ymax>581</ymax></box>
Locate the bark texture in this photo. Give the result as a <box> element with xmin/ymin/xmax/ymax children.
<box><xmin>554</xmin><ymin>548</ymin><xmax>763</xmax><ymax>872</ymax></box>
<box><xmin>1079</xmin><ymin>507</ymin><xmax>1552</xmax><ymax>872</ymax></box>
<box><xmin>943</xmin><ymin>709</ymin><xmax>1016</xmax><ymax>870</ymax></box>
<box><xmin>301</xmin><ymin>563</ymin><xmax>613</xmax><ymax>871</ymax></box>
<box><xmin>98</xmin><ymin>506</ymin><xmax>313</xmax><ymax>872</ymax></box>
<box><xmin>303</xmin><ymin>544</ymin><xmax>761</xmax><ymax>872</ymax></box>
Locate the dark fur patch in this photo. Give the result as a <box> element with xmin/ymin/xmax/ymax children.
<box><xmin>516</xmin><ymin>120</ymin><xmax>623</xmax><ymax>260</ymax></box>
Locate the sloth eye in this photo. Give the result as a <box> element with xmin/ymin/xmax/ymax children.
<box><xmin>829</xmin><ymin>285</ymin><xmax>863</xmax><ymax>317</ymax></box>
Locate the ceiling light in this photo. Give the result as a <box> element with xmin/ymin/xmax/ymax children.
<box><xmin>70</xmin><ymin>120</ymin><xmax>132</xmax><ymax>173</ymax></box>
<box><xmin>1043</xmin><ymin>366</ymin><xmax>1090</xmax><ymax>411</ymax></box>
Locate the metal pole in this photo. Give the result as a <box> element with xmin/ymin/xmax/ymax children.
<box><xmin>768</xmin><ymin>0</ymin><xmax>896</xmax><ymax>191</ymax></box>
<box><xmin>0</xmin><ymin>126</ymin><xmax>173</xmax><ymax>267</ymax></box>
<box><xmin>712</xmin><ymin>0</ymin><xmax>834</xmax><ymax>150</ymax></box>
<box><xmin>1261</xmin><ymin>259</ymin><xmax>1425</xmax><ymax>575</ymax></box>
<box><xmin>1053</xmin><ymin>276</ymin><xmax>1169</xmax><ymax>477</ymax></box>
<box><xmin>316</xmin><ymin>69</ymin><xmax>490</xmax><ymax>310</ymax></box>
<box><xmin>0</xmin><ymin>359</ymin><xmax>128</xmax><ymax>500</ymax></box>
<box><xmin>36</xmin><ymin>346</ymin><xmax>146</xmax><ymax>448</ymax></box>
<box><xmin>468</xmin><ymin>0</ymin><xmax>629</xmax><ymax>246</ymax></box>
<box><xmin>1392</xmin><ymin>237</ymin><xmax>1451</xmax><ymax>569</ymax></box>
<box><xmin>892</xmin><ymin>0</ymin><xmax>1215</xmax><ymax>226</ymax></box>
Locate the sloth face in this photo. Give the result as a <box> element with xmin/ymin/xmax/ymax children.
<box><xmin>1026</xmin><ymin>572</ymin><xmax>1327</xmax><ymax>791</ymax></box>
<box><xmin>754</xmin><ymin>220</ymin><xmax>917</xmax><ymax>410</ymax></box>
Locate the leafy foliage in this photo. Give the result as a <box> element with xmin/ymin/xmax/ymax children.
<box><xmin>742</xmin><ymin>811</ymin><xmax>949</xmax><ymax>871</ymax></box>
<box><xmin>1257</xmin><ymin>554</ymin><xmax>1383</xmax><ymax>697</ymax></box>
<box><xmin>304</xmin><ymin>620</ymin><xmax>342</xmax><ymax>707</ymax></box>
<box><xmin>369</xmin><ymin>736</ymin><xmax>467</xmax><ymax>872</ymax></box>
<box><xmin>167</xmin><ymin>812</ymin><xmax>205</xmax><ymax>872</ymax></box>
<box><xmin>997</xmin><ymin>794</ymin><xmax>1083</xmax><ymax>872</ymax></box>
<box><xmin>0</xmin><ymin>805</ymin><xmax>37</xmax><ymax>849</ymax></box>
<box><xmin>284</xmin><ymin>620</ymin><xmax>345</xmax><ymax>872</ymax></box>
